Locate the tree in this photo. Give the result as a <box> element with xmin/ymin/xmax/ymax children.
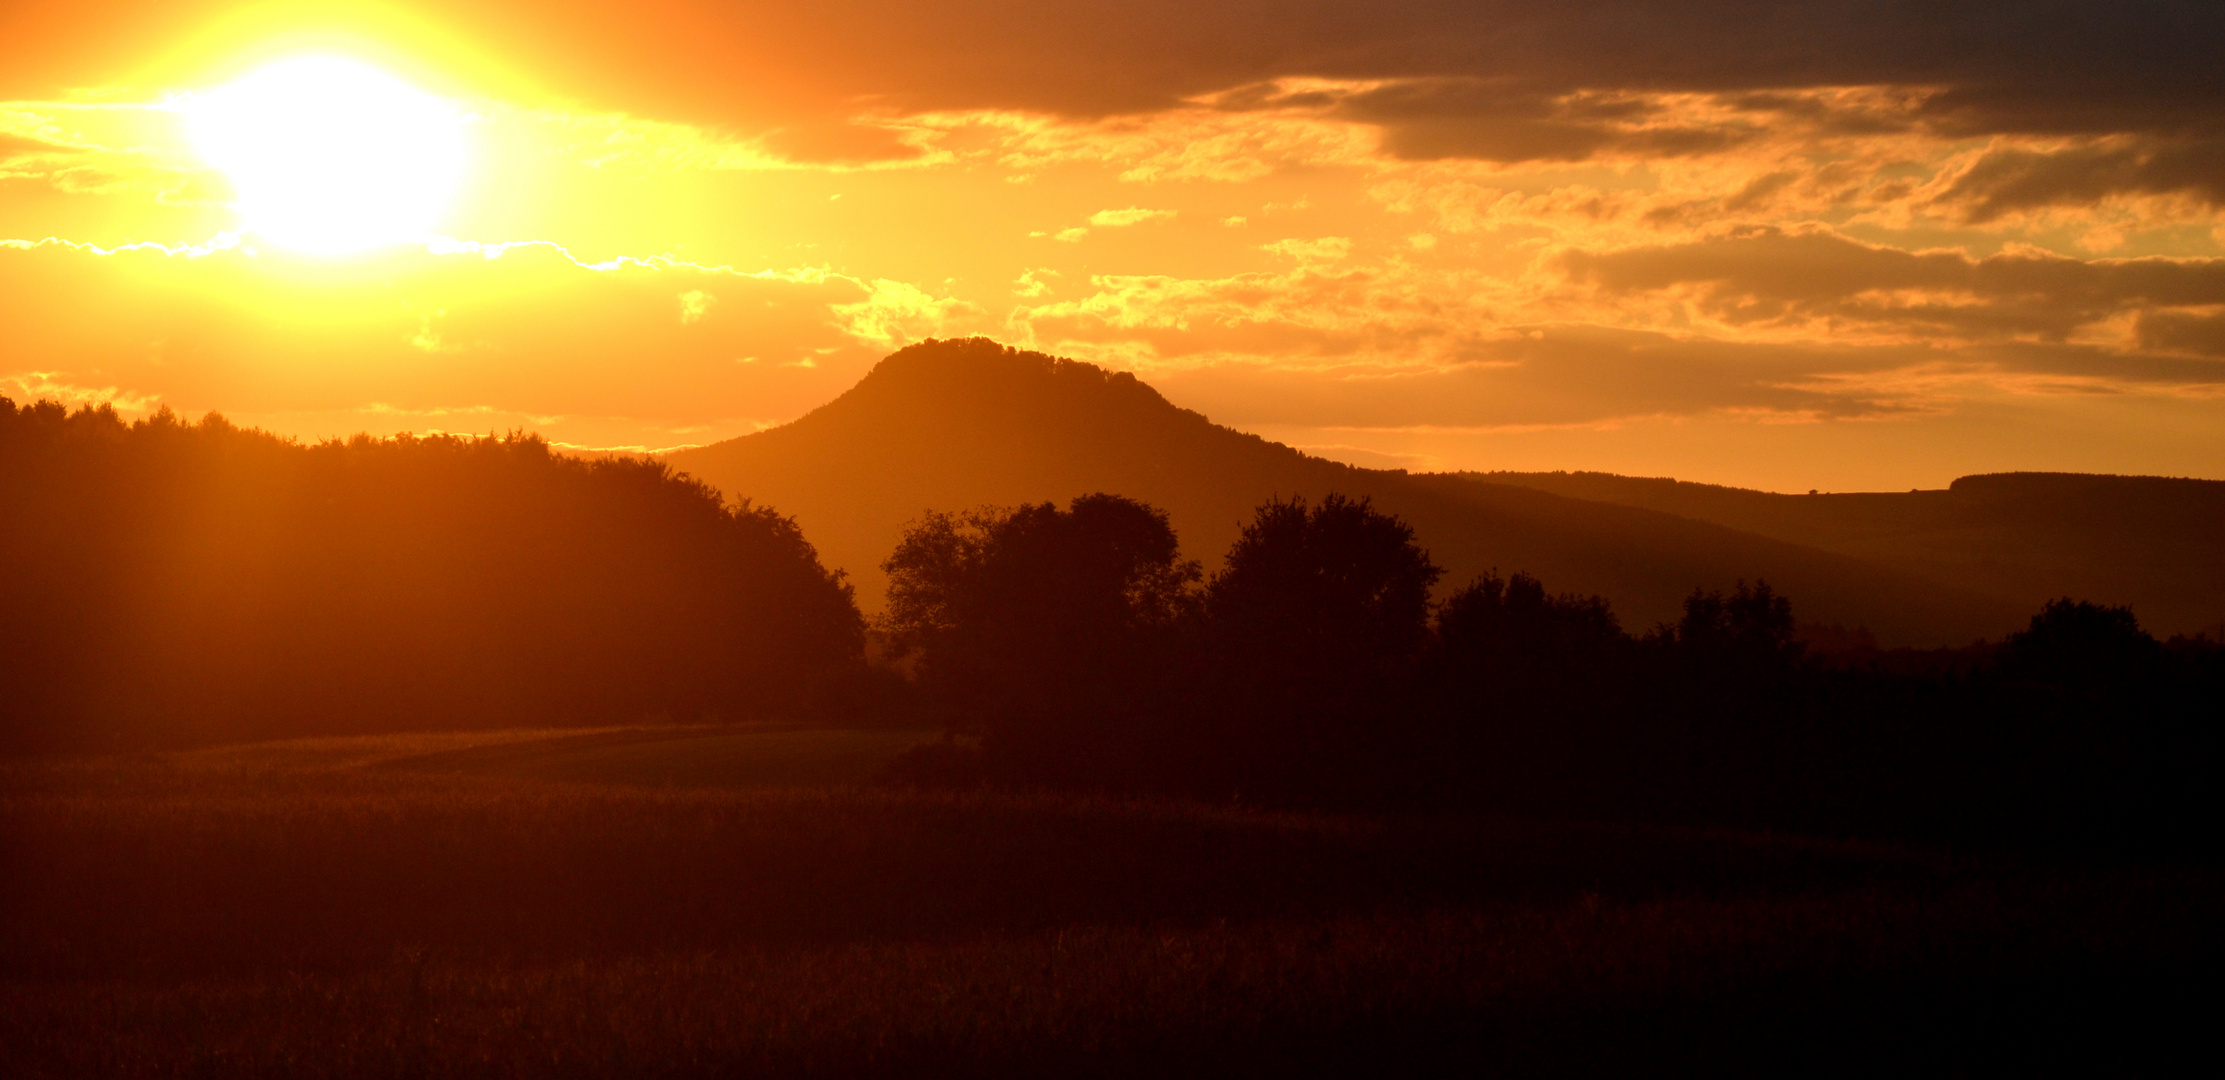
<box><xmin>1206</xmin><ymin>494</ymin><xmax>1441</xmax><ymax>675</ymax></box>
<box><xmin>1436</xmin><ymin>571</ymin><xmax>1621</xmax><ymax>672</ymax></box>
<box><xmin>881</xmin><ymin>493</ymin><xmax>1199</xmax><ymax>776</ymax></box>
<box><xmin>1416</xmin><ymin>573</ymin><xmax>1629</xmax><ymax>813</ymax></box>
<box><xmin>1999</xmin><ymin>598</ymin><xmax>2162</xmax><ymax>691</ymax></box>
<box><xmin>1198</xmin><ymin>494</ymin><xmax>1442</xmax><ymax>801</ymax></box>
<box><xmin>1669</xmin><ymin>580</ymin><xmax>1800</xmax><ymax>664</ymax></box>
<box><xmin>0</xmin><ymin>396</ymin><xmax>867</xmax><ymax>751</ymax></box>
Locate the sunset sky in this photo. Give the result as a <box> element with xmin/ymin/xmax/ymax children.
<box><xmin>4</xmin><ymin>1</ymin><xmax>2222</xmax><ymax>491</ymax></box>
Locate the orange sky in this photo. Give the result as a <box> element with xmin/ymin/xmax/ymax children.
<box><xmin>4</xmin><ymin>1</ymin><xmax>2222</xmax><ymax>490</ymax></box>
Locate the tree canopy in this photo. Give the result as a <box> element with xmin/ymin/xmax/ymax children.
<box><xmin>0</xmin><ymin>398</ymin><xmax>865</xmax><ymax>751</ymax></box>
<box><xmin>1207</xmin><ymin>493</ymin><xmax>1442</xmax><ymax>673</ymax></box>
<box><xmin>881</xmin><ymin>494</ymin><xmax>1198</xmax><ymax>775</ymax></box>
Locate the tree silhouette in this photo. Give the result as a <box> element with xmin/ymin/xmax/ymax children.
<box><xmin>22</xmin><ymin>389</ymin><xmax>2208</xmax><ymax>856</ymax></box>
<box><xmin>1422</xmin><ymin>573</ymin><xmax>1627</xmax><ymax>808</ymax></box>
<box><xmin>1999</xmin><ymin>598</ymin><xmax>2162</xmax><ymax>691</ymax></box>
<box><xmin>1207</xmin><ymin>494</ymin><xmax>1441</xmax><ymax>675</ymax></box>
<box><xmin>882</xmin><ymin>494</ymin><xmax>1199</xmax><ymax>780</ymax></box>
<box><xmin>1669</xmin><ymin>580</ymin><xmax>1800</xmax><ymax>662</ymax></box>
<box><xmin>0</xmin><ymin>397</ymin><xmax>865</xmax><ymax>751</ymax></box>
<box><xmin>1198</xmin><ymin>494</ymin><xmax>1441</xmax><ymax>800</ymax></box>
<box><xmin>1436</xmin><ymin>571</ymin><xmax>1621</xmax><ymax>672</ymax></box>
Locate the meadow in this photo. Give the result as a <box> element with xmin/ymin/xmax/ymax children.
<box><xmin>2</xmin><ymin>725</ymin><xmax>2211</xmax><ymax>1077</ymax></box>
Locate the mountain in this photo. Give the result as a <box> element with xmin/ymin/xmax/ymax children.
<box><xmin>1475</xmin><ymin>471</ymin><xmax>2225</xmax><ymax>639</ymax></box>
<box><xmin>669</xmin><ymin>339</ymin><xmax>2030</xmax><ymax>645</ymax></box>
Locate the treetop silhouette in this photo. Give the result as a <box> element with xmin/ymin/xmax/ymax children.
<box><xmin>0</xmin><ymin>397</ymin><xmax>865</xmax><ymax>751</ymax></box>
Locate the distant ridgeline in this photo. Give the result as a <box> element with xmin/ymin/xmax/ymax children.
<box><xmin>1474</xmin><ymin>469</ymin><xmax>2225</xmax><ymax>640</ymax></box>
<box><xmin>0</xmin><ymin>398</ymin><xmax>865</xmax><ymax>752</ymax></box>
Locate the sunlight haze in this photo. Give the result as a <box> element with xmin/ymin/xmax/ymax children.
<box><xmin>3</xmin><ymin>1</ymin><xmax>2223</xmax><ymax>487</ymax></box>
<box><xmin>184</xmin><ymin>55</ymin><xmax>469</xmax><ymax>254</ymax></box>
<box><xmin>4</xmin><ymin>7</ymin><xmax>2221</xmax><ymax>1074</ymax></box>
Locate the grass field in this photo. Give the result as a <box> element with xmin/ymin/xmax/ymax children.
<box><xmin>373</xmin><ymin>725</ymin><xmax>943</xmax><ymax>787</ymax></box>
<box><xmin>2</xmin><ymin>726</ymin><xmax>2213</xmax><ymax>1076</ymax></box>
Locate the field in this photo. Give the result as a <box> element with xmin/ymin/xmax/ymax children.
<box><xmin>2</xmin><ymin>726</ymin><xmax>2213</xmax><ymax>1077</ymax></box>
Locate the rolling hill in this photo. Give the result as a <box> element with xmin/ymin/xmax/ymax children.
<box><xmin>668</xmin><ymin>338</ymin><xmax>2030</xmax><ymax>645</ymax></box>
<box><xmin>1477</xmin><ymin>471</ymin><xmax>2225</xmax><ymax>639</ymax></box>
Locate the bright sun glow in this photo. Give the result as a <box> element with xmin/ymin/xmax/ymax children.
<box><xmin>186</xmin><ymin>56</ymin><xmax>468</xmax><ymax>255</ymax></box>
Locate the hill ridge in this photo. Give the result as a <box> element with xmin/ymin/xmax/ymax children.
<box><xmin>670</xmin><ymin>338</ymin><xmax>2034</xmax><ymax>644</ymax></box>
<box><xmin>1477</xmin><ymin>468</ymin><xmax>2225</xmax><ymax>636</ymax></box>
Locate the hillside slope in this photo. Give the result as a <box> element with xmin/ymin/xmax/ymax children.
<box><xmin>669</xmin><ymin>340</ymin><xmax>2024</xmax><ymax>644</ymax></box>
<box><xmin>1477</xmin><ymin>471</ymin><xmax>2225</xmax><ymax>637</ymax></box>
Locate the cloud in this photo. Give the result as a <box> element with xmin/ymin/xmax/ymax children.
<box><xmin>1314</xmin><ymin>81</ymin><xmax>1765</xmax><ymax>164</ymax></box>
<box><xmin>2138</xmin><ymin>310</ymin><xmax>2225</xmax><ymax>357</ymax></box>
<box><xmin>24</xmin><ymin>2</ymin><xmax>2217</xmax><ymax>165</ymax></box>
<box><xmin>1930</xmin><ymin>138</ymin><xmax>2225</xmax><ymax>221</ymax></box>
<box><xmin>1559</xmin><ymin>226</ymin><xmax>2225</xmax><ymax>354</ymax></box>
<box><xmin>1144</xmin><ymin>327</ymin><xmax>1952</xmax><ymax>429</ymax></box>
<box><xmin>831</xmin><ymin>278</ymin><xmax>981</xmax><ymax>346</ymax></box>
<box><xmin>1002</xmin><ymin>249</ymin><xmax>1926</xmax><ymax>425</ymax></box>
<box><xmin>0</xmin><ymin>369</ymin><xmax>161</xmax><ymax>412</ymax></box>
<box><xmin>1012</xmin><ymin>268</ymin><xmax>1058</xmax><ymax>297</ymax></box>
<box><xmin>1087</xmin><ymin>206</ymin><xmax>1174</xmax><ymax>227</ymax></box>
<box><xmin>1261</xmin><ymin>237</ymin><xmax>1351</xmax><ymax>263</ymax></box>
<box><xmin>915</xmin><ymin>104</ymin><xmax>1372</xmax><ymax>183</ymax></box>
<box><xmin>1011</xmin><ymin>255</ymin><xmax>1472</xmax><ymax>369</ymax></box>
<box><xmin>0</xmin><ymin>237</ymin><xmax>940</xmax><ymax>448</ymax></box>
<box><xmin>995</xmin><ymin>216</ymin><xmax>2225</xmax><ymax>438</ymax></box>
<box><xmin>0</xmin><ymin>102</ymin><xmax>211</xmax><ymax>201</ymax></box>
<box><xmin>0</xmin><ymin>130</ymin><xmax>76</xmax><ymax>158</ymax></box>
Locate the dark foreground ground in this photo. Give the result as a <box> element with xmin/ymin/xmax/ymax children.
<box><xmin>2</xmin><ymin>727</ymin><xmax>2213</xmax><ymax>1077</ymax></box>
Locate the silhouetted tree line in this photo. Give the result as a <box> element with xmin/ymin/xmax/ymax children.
<box><xmin>0</xmin><ymin>398</ymin><xmax>867</xmax><ymax>751</ymax></box>
<box><xmin>882</xmin><ymin>492</ymin><xmax>2222</xmax><ymax>855</ymax></box>
<box><xmin>6</xmin><ymin>396</ymin><xmax>2214</xmax><ymax>853</ymax></box>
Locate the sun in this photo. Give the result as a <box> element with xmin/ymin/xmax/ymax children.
<box><xmin>186</xmin><ymin>56</ymin><xmax>468</xmax><ymax>255</ymax></box>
